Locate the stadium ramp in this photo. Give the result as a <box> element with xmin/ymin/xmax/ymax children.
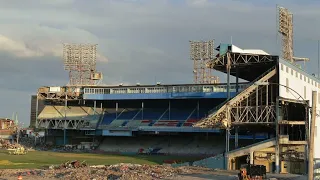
<box><xmin>173</xmin><ymin>138</ymin><xmax>276</xmax><ymax>169</ymax></box>
<box><xmin>194</xmin><ymin>66</ymin><xmax>277</xmax><ymax>128</ymax></box>
<box><xmin>227</xmin><ymin>138</ymin><xmax>276</xmax><ymax>159</ymax></box>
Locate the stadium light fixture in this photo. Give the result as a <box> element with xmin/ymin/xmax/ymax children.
<box><xmin>63</xmin><ymin>43</ymin><xmax>102</xmax><ymax>86</ymax></box>
<box><xmin>189</xmin><ymin>40</ymin><xmax>219</xmax><ymax>84</ymax></box>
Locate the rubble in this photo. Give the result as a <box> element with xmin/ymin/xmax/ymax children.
<box><xmin>52</xmin><ymin>160</ymin><xmax>88</xmax><ymax>169</ymax></box>
<box><xmin>1</xmin><ymin>162</ymin><xmax>192</xmax><ymax>180</ymax></box>
<box><xmin>0</xmin><ymin>138</ymin><xmax>22</xmax><ymax>149</ymax></box>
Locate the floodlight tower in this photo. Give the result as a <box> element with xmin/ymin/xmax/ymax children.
<box><xmin>278</xmin><ymin>6</ymin><xmax>293</xmax><ymax>62</ymax></box>
<box><xmin>63</xmin><ymin>43</ymin><xmax>103</xmax><ymax>86</ymax></box>
<box><xmin>278</xmin><ymin>6</ymin><xmax>309</xmax><ymax>63</ymax></box>
<box><xmin>190</xmin><ymin>40</ymin><xmax>219</xmax><ymax>84</ymax></box>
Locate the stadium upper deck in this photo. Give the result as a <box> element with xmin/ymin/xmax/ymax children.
<box><xmin>36</xmin><ymin>82</ymin><xmax>249</xmax><ymax>134</ymax></box>
<box><xmin>37</xmin><ymin>82</ymin><xmax>248</xmax><ymax>101</ymax></box>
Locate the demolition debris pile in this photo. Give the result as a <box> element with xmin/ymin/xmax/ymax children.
<box><xmin>0</xmin><ymin>139</ymin><xmax>22</xmax><ymax>149</ymax></box>
<box><xmin>4</xmin><ymin>162</ymin><xmax>191</xmax><ymax>180</ymax></box>
<box><xmin>0</xmin><ymin>160</ymin><xmax>308</xmax><ymax>179</ymax></box>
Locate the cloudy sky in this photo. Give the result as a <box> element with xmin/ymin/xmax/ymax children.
<box><xmin>0</xmin><ymin>0</ymin><xmax>320</xmax><ymax>126</ymax></box>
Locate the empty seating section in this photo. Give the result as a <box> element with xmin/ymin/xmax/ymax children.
<box><xmin>153</xmin><ymin>120</ymin><xmax>179</xmax><ymax>127</ymax></box>
<box><xmin>100</xmin><ymin>109</ymin><xmax>118</xmax><ymax>125</ymax></box>
<box><xmin>168</xmin><ymin>109</ymin><xmax>192</xmax><ymax>120</ymax></box>
<box><xmin>140</xmin><ymin>120</ymin><xmax>152</xmax><ymax>126</ymax></box>
<box><xmin>117</xmin><ymin>109</ymin><xmax>140</xmax><ymax>119</ymax></box>
<box><xmin>126</xmin><ymin>120</ymin><xmax>142</xmax><ymax>127</ymax></box>
<box><xmin>38</xmin><ymin>106</ymin><xmax>64</xmax><ymax>119</ymax></box>
<box><xmin>183</xmin><ymin>119</ymin><xmax>200</xmax><ymax>126</ymax></box>
<box><xmin>109</xmin><ymin>120</ymin><xmax>127</xmax><ymax>128</ymax></box>
<box><xmin>38</xmin><ymin>106</ymin><xmax>103</xmax><ymax>121</ymax></box>
<box><xmin>142</xmin><ymin>109</ymin><xmax>165</xmax><ymax>120</ymax></box>
<box><xmin>39</xmin><ymin>106</ymin><xmax>209</xmax><ymax>128</ymax></box>
<box><xmin>98</xmin><ymin>108</ymin><xmax>211</xmax><ymax>127</ymax></box>
<box><xmin>98</xmin><ymin>136</ymin><xmax>225</xmax><ymax>155</ymax></box>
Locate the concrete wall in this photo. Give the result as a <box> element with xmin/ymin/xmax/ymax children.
<box><xmin>279</xmin><ymin>60</ymin><xmax>320</xmax><ymax>158</ymax></box>
<box><xmin>192</xmin><ymin>154</ymin><xmax>225</xmax><ymax>169</ymax></box>
<box><xmin>30</xmin><ymin>95</ymin><xmax>45</xmax><ymax>128</ymax></box>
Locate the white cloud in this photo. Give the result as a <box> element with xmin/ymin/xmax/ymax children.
<box><xmin>0</xmin><ymin>25</ymin><xmax>107</xmax><ymax>61</ymax></box>
<box><xmin>0</xmin><ymin>35</ymin><xmax>41</xmax><ymax>57</ymax></box>
<box><xmin>186</xmin><ymin>0</ymin><xmax>209</xmax><ymax>7</ymax></box>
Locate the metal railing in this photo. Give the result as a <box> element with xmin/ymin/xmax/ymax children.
<box><xmin>83</xmin><ymin>83</ymin><xmax>248</xmax><ymax>95</ymax></box>
<box><xmin>206</xmin><ymin>66</ymin><xmax>276</xmax><ymax>115</ymax></box>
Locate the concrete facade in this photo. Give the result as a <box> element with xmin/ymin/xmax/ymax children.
<box><xmin>279</xmin><ymin>60</ymin><xmax>320</xmax><ymax>158</ymax></box>
<box><xmin>29</xmin><ymin>95</ymin><xmax>45</xmax><ymax>128</ymax></box>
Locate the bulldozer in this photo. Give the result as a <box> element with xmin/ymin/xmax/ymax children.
<box><xmin>7</xmin><ymin>147</ymin><xmax>28</xmax><ymax>155</ymax></box>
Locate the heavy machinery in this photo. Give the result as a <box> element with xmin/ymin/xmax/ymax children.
<box><xmin>238</xmin><ymin>164</ymin><xmax>266</xmax><ymax>180</ymax></box>
<box><xmin>7</xmin><ymin>147</ymin><xmax>28</xmax><ymax>155</ymax></box>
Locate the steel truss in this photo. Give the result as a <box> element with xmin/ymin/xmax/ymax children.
<box><xmin>194</xmin><ymin>67</ymin><xmax>277</xmax><ymax>129</ymax></box>
<box><xmin>206</xmin><ymin>52</ymin><xmax>278</xmax><ymax>69</ymax></box>
<box><xmin>36</xmin><ymin>119</ymin><xmax>92</xmax><ymax>129</ymax></box>
<box><xmin>230</xmin><ymin>105</ymin><xmax>276</xmax><ymax>125</ymax></box>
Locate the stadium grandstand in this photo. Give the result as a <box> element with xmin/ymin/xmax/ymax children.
<box><xmin>33</xmin><ymin>43</ymin><xmax>320</xmax><ymax>174</ymax></box>
<box><xmin>35</xmin><ymin>81</ymin><xmax>262</xmax><ymax>154</ymax></box>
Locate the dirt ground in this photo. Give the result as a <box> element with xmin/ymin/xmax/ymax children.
<box><xmin>0</xmin><ymin>165</ymin><xmax>308</xmax><ymax>180</ymax></box>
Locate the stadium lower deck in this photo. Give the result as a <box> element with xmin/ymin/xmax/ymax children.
<box><xmin>39</xmin><ymin>92</ymin><xmax>272</xmax><ymax>156</ymax></box>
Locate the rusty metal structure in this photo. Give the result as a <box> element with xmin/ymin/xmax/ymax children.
<box><xmin>63</xmin><ymin>43</ymin><xmax>103</xmax><ymax>86</ymax></box>
<box><xmin>278</xmin><ymin>6</ymin><xmax>309</xmax><ymax>63</ymax></box>
<box><xmin>193</xmin><ymin>42</ymin><xmax>310</xmax><ymax>173</ymax></box>
<box><xmin>190</xmin><ymin>40</ymin><xmax>219</xmax><ymax>84</ymax></box>
<box><xmin>278</xmin><ymin>6</ymin><xmax>294</xmax><ymax>62</ymax></box>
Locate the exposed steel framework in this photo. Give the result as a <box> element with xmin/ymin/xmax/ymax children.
<box><xmin>63</xmin><ymin>44</ymin><xmax>102</xmax><ymax>86</ymax></box>
<box><xmin>278</xmin><ymin>6</ymin><xmax>293</xmax><ymax>62</ymax></box>
<box><xmin>278</xmin><ymin>6</ymin><xmax>309</xmax><ymax>63</ymax></box>
<box><xmin>190</xmin><ymin>40</ymin><xmax>219</xmax><ymax>84</ymax></box>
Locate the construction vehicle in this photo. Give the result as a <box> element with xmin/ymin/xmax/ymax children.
<box><xmin>238</xmin><ymin>164</ymin><xmax>266</xmax><ymax>180</ymax></box>
<box><xmin>7</xmin><ymin>147</ymin><xmax>28</xmax><ymax>155</ymax></box>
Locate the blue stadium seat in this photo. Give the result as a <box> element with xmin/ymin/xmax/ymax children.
<box><xmin>169</xmin><ymin>109</ymin><xmax>191</xmax><ymax>120</ymax></box>
<box><xmin>101</xmin><ymin>113</ymin><xmax>116</xmax><ymax>125</ymax></box>
<box><xmin>118</xmin><ymin>110</ymin><xmax>140</xmax><ymax>119</ymax></box>
<box><xmin>101</xmin><ymin>109</ymin><xmax>120</xmax><ymax>125</ymax></box>
<box><xmin>142</xmin><ymin>109</ymin><xmax>165</xmax><ymax>120</ymax></box>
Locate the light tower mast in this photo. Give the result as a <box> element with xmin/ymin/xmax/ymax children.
<box><xmin>278</xmin><ymin>6</ymin><xmax>309</xmax><ymax>63</ymax></box>
<box><xmin>63</xmin><ymin>43</ymin><xmax>103</xmax><ymax>86</ymax></box>
<box><xmin>190</xmin><ymin>40</ymin><xmax>219</xmax><ymax>84</ymax></box>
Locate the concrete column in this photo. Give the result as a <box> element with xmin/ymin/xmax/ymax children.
<box><xmin>275</xmin><ymin>97</ymin><xmax>280</xmax><ymax>173</ymax></box>
<box><xmin>93</xmin><ymin>100</ymin><xmax>96</xmax><ymax>115</ymax></box>
<box><xmin>116</xmin><ymin>102</ymin><xmax>118</xmax><ymax>118</ymax></box>
<box><xmin>235</xmin><ymin>127</ymin><xmax>239</xmax><ymax>148</ymax></box>
<box><xmin>63</xmin><ymin>129</ymin><xmax>67</xmax><ymax>145</ymax></box>
<box><xmin>168</xmin><ymin>100</ymin><xmax>171</xmax><ymax>120</ymax></box>
<box><xmin>63</xmin><ymin>95</ymin><xmax>67</xmax><ymax>145</ymax></box>
<box><xmin>308</xmin><ymin>91</ymin><xmax>317</xmax><ymax>180</ymax></box>
<box><xmin>35</xmin><ymin>93</ymin><xmax>39</xmax><ymax>128</ymax></box>
<box><xmin>142</xmin><ymin>101</ymin><xmax>144</xmax><ymax>119</ymax></box>
<box><xmin>236</xmin><ymin>67</ymin><xmax>239</xmax><ymax>93</ymax></box>
<box><xmin>250</xmin><ymin>151</ymin><xmax>254</xmax><ymax>165</ymax></box>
